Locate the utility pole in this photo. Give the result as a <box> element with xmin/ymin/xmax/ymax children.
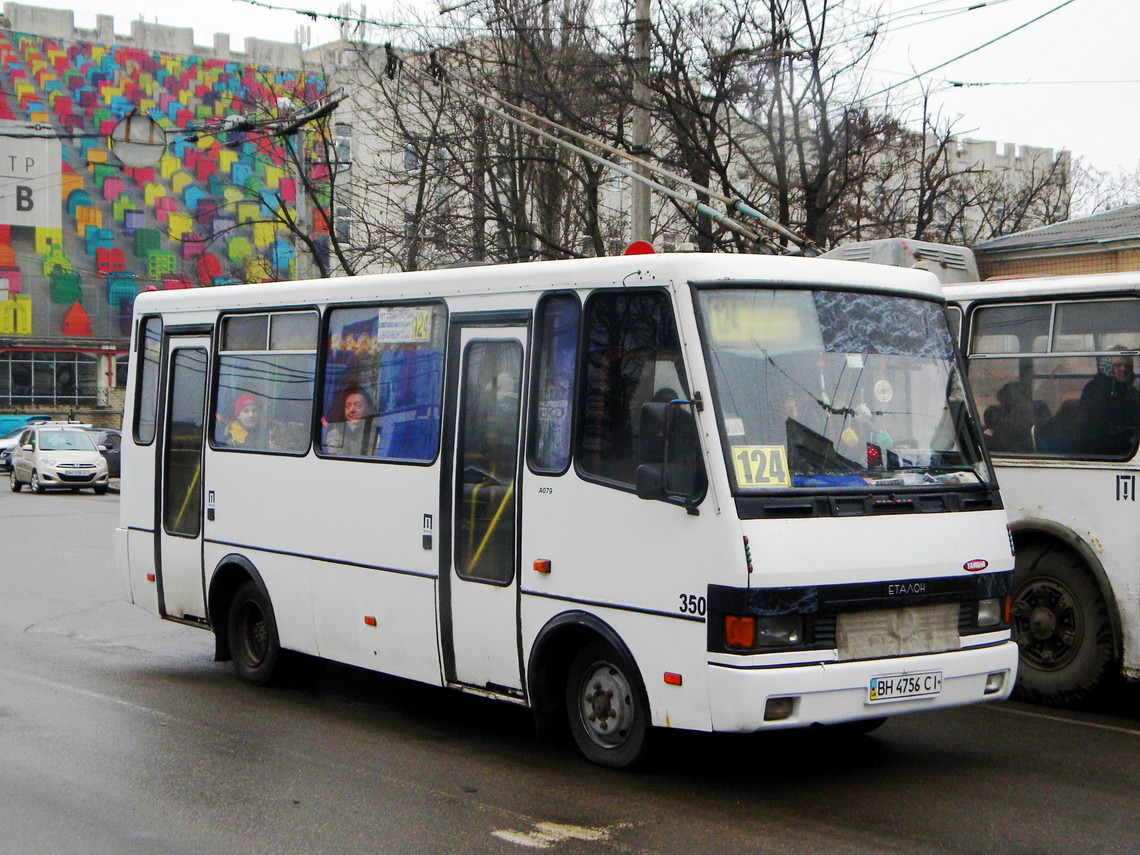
<box><xmin>630</xmin><ymin>0</ymin><xmax>651</xmax><ymax>243</ymax></box>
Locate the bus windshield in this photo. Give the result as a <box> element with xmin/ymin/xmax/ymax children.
<box><xmin>697</xmin><ymin>287</ymin><xmax>988</xmax><ymax>491</ymax></box>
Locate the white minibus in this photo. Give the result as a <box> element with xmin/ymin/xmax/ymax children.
<box><xmin>117</xmin><ymin>251</ymin><xmax>1017</xmax><ymax>766</ymax></box>
<box><xmin>946</xmin><ymin>272</ymin><xmax>1140</xmax><ymax>705</ymax></box>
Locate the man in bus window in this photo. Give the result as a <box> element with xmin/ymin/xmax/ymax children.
<box><xmin>1078</xmin><ymin>348</ymin><xmax>1139</xmax><ymax>455</ymax></box>
<box><xmin>326</xmin><ymin>386</ymin><xmax>380</xmax><ymax>457</ymax></box>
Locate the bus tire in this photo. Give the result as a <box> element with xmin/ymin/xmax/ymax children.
<box><xmin>228</xmin><ymin>580</ymin><xmax>285</xmax><ymax>687</ymax></box>
<box><xmin>565</xmin><ymin>641</ymin><xmax>650</xmax><ymax>769</ymax></box>
<box><xmin>1012</xmin><ymin>539</ymin><xmax>1115</xmax><ymax>706</ymax></box>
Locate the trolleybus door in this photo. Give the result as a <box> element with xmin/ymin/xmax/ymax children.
<box><xmin>443</xmin><ymin>322</ymin><xmax>527</xmax><ymax>694</ymax></box>
<box><xmin>156</xmin><ymin>335</ymin><xmax>210</xmax><ymax>623</ymax></box>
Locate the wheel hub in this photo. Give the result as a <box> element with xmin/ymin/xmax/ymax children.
<box><xmin>579</xmin><ymin>664</ymin><xmax>633</xmax><ymax>748</ymax></box>
<box><xmin>1013</xmin><ymin>578</ymin><xmax>1081</xmax><ymax>670</ymax></box>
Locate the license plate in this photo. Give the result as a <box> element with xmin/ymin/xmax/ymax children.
<box><xmin>867</xmin><ymin>671</ymin><xmax>942</xmax><ymax>704</ymax></box>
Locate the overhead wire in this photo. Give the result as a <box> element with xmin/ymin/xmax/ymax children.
<box><xmin>856</xmin><ymin>0</ymin><xmax>1081</xmax><ymax>103</ymax></box>
<box><xmin>379</xmin><ymin>42</ymin><xmax>817</xmax><ymax>252</ymax></box>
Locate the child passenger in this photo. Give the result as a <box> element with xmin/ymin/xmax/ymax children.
<box><xmin>225</xmin><ymin>392</ymin><xmax>268</xmax><ymax>448</ymax></box>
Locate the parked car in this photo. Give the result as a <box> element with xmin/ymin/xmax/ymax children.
<box><xmin>1</xmin><ymin>421</ymin><xmax>91</xmax><ymax>472</ymax></box>
<box><xmin>0</xmin><ymin>425</ymin><xmax>28</xmax><ymax>472</ymax></box>
<box><xmin>84</xmin><ymin>427</ymin><xmax>121</xmax><ymax>479</ymax></box>
<box><xmin>9</xmin><ymin>425</ymin><xmax>109</xmax><ymax>494</ymax></box>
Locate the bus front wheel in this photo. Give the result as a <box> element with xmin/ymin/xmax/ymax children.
<box><xmin>566</xmin><ymin>641</ymin><xmax>650</xmax><ymax>769</ymax></box>
<box><xmin>1012</xmin><ymin>539</ymin><xmax>1115</xmax><ymax>706</ymax></box>
<box><xmin>228</xmin><ymin>580</ymin><xmax>283</xmax><ymax>687</ymax></box>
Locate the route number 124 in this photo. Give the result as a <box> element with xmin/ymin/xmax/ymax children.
<box><xmin>731</xmin><ymin>445</ymin><xmax>791</xmax><ymax>487</ymax></box>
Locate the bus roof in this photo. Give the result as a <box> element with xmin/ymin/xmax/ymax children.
<box><xmin>133</xmin><ymin>252</ymin><xmax>945</xmax><ymax>317</ymax></box>
<box><xmin>944</xmin><ymin>270</ymin><xmax>1140</xmax><ymax>302</ymax></box>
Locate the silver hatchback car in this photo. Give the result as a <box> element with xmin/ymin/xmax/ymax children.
<box><xmin>9</xmin><ymin>426</ymin><xmax>109</xmax><ymax>494</ymax></box>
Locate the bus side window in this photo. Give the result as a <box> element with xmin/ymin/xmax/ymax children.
<box><xmin>212</xmin><ymin>311</ymin><xmax>317</xmax><ymax>454</ymax></box>
<box><xmin>134</xmin><ymin>316</ymin><xmax>162</xmax><ymax>444</ymax></box>
<box><xmin>319</xmin><ymin>303</ymin><xmax>446</xmax><ymax>462</ymax></box>
<box><xmin>577</xmin><ymin>290</ymin><xmax>687</xmax><ymax>487</ymax></box>
<box><xmin>528</xmin><ymin>293</ymin><xmax>580</xmax><ymax>474</ymax></box>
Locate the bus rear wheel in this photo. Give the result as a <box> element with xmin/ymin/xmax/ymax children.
<box><xmin>228</xmin><ymin>580</ymin><xmax>284</xmax><ymax>686</ymax></box>
<box><xmin>566</xmin><ymin>641</ymin><xmax>650</xmax><ymax>769</ymax></box>
<box><xmin>1012</xmin><ymin>539</ymin><xmax>1115</xmax><ymax>706</ymax></box>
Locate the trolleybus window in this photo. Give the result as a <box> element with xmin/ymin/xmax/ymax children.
<box><xmin>967</xmin><ymin>298</ymin><xmax>1140</xmax><ymax>458</ymax></box>
<box><xmin>212</xmin><ymin>311</ymin><xmax>317</xmax><ymax>454</ymax></box>
<box><xmin>697</xmin><ymin>288</ymin><xmax>987</xmax><ymax>490</ymax></box>
<box><xmin>319</xmin><ymin>303</ymin><xmax>446</xmax><ymax>462</ymax></box>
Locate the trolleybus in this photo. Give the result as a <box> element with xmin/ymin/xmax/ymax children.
<box><xmin>946</xmin><ymin>272</ymin><xmax>1140</xmax><ymax>705</ymax></box>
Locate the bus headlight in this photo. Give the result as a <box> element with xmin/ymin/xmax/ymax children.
<box><xmin>977</xmin><ymin>597</ymin><xmax>1004</xmax><ymax>627</ymax></box>
<box><xmin>756</xmin><ymin>615</ymin><xmax>802</xmax><ymax>646</ymax></box>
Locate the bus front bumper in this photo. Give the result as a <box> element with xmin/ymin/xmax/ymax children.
<box><xmin>706</xmin><ymin>641</ymin><xmax>1019</xmax><ymax>732</ymax></box>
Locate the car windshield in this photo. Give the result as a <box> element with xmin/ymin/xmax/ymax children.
<box><xmin>38</xmin><ymin>430</ymin><xmax>97</xmax><ymax>452</ymax></box>
<box><xmin>697</xmin><ymin>287</ymin><xmax>989</xmax><ymax>491</ymax></box>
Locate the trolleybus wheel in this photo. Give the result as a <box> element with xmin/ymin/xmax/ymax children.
<box><xmin>566</xmin><ymin>641</ymin><xmax>650</xmax><ymax>769</ymax></box>
<box><xmin>228</xmin><ymin>580</ymin><xmax>284</xmax><ymax>687</ymax></box>
<box><xmin>1012</xmin><ymin>539</ymin><xmax>1115</xmax><ymax>706</ymax></box>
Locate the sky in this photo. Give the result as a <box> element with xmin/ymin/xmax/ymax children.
<box><xmin>24</xmin><ymin>0</ymin><xmax>1140</xmax><ymax>174</ymax></box>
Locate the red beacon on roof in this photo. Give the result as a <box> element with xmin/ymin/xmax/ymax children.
<box><xmin>623</xmin><ymin>240</ymin><xmax>655</xmax><ymax>255</ymax></box>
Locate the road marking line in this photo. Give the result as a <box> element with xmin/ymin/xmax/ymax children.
<box><xmin>991</xmin><ymin>704</ymin><xmax>1140</xmax><ymax>737</ymax></box>
<box><xmin>493</xmin><ymin>822</ymin><xmax>618</xmax><ymax>849</ymax></box>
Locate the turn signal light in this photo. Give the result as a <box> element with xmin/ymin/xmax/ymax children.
<box><xmin>364</xmin><ymin>615</ymin><xmax>377</xmax><ymax>627</ymax></box>
<box><xmin>663</xmin><ymin>672</ymin><xmax>682</xmax><ymax>686</ymax></box>
<box><xmin>724</xmin><ymin>615</ymin><xmax>756</xmax><ymax>649</ymax></box>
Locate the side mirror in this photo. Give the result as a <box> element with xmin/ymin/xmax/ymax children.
<box><xmin>98</xmin><ymin>445</ymin><xmax>107</xmax><ymax>452</ymax></box>
<box><xmin>21</xmin><ymin>444</ymin><xmax>33</xmax><ymax>451</ymax></box>
<box><xmin>636</xmin><ymin>399</ymin><xmax>707</xmax><ymax>511</ymax></box>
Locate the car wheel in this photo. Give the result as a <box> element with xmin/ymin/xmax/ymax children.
<box><xmin>30</xmin><ymin>470</ymin><xmax>43</xmax><ymax>493</ymax></box>
<box><xmin>1012</xmin><ymin>538</ymin><xmax>1116</xmax><ymax>706</ymax></box>
<box><xmin>93</xmin><ymin>485</ymin><xmax>108</xmax><ymax>495</ymax></box>
<box><xmin>228</xmin><ymin>580</ymin><xmax>285</xmax><ymax>687</ymax></box>
<box><xmin>9</xmin><ymin>470</ymin><xmax>21</xmax><ymax>492</ymax></box>
<box><xmin>565</xmin><ymin>640</ymin><xmax>651</xmax><ymax>769</ymax></box>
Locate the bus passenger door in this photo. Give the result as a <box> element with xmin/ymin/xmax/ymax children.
<box><xmin>442</xmin><ymin>321</ymin><xmax>527</xmax><ymax>695</ymax></box>
<box><xmin>156</xmin><ymin>336</ymin><xmax>210</xmax><ymax>623</ymax></box>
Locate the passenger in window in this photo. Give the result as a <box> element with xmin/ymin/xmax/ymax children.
<box><xmin>326</xmin><ymin>386</ymin><xmax>380</xmax><ymax>457</ymax></box>
<box><xmin>1078</xmin><ymin>348</ymin><xmax>1139</xmax><ymax>455</ymax></box>
<box><xmin>988</xmin><ymin>382</ymin><xmax>1034</xmax><ymax>453</ymax></box>
<box><xmin>224</xmin><ymin>393</ymin><xmax>268</xmax><ymax>448</ymax></box>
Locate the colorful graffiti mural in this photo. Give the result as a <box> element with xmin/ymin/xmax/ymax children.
<box><xmin>0</xmin><ymin>30</ymin><xmax>329</xmax><ymax>341</ymax></box>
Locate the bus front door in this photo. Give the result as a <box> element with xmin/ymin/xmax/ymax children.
<box><xmin>156</xmin><ymin>336</ymin><xmax>210</xmax><ymax>623</ymax></box>
<box><xmin>443</xmin><ymin>322</ymin><xmax>527</xmax><ymax>695</ymax></box>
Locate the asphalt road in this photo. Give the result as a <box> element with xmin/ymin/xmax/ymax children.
<box><xmin>1</xmin><ymin>488</ymin><xmax>1138</xmax><ymax>854</ymax></box>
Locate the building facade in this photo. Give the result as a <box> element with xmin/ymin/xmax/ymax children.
<box><xmin>0</xmin><ymin>2</ymin><xmax>325</xmax><ymax>419</ymax></box>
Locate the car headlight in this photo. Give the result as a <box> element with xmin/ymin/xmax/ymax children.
<box><xmin>40</xmin><ymin>457</ymin><xmax>56</xmax><ymax>467</ymax></box>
